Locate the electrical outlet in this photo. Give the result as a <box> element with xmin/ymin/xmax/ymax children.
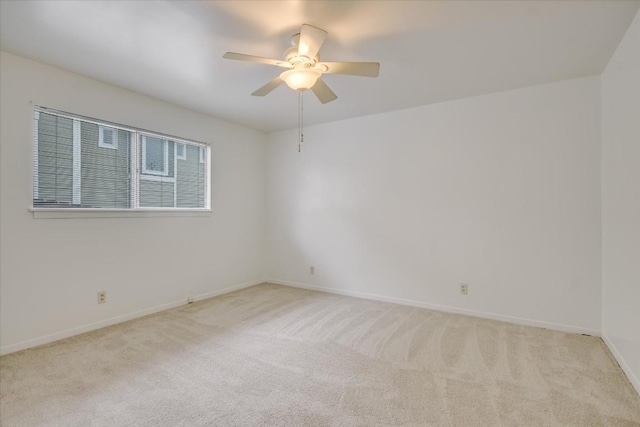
<box><xmin>460</xmin><ymin>283</ymin><xmax>468</xmax><ymax>295</ymax></box>
<box><xmin>310</xmin><ymin>266</ymin><xmax>315</xmax><ymax>275</ymax></box>
<box><xmin>98</xmin><ymin>291</ymin><xmax>106</xmax><ymax>304</ymax></box>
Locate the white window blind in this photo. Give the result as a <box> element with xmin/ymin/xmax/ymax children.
<box><xmin>33</xmin><ymin>108</ymin><xmax>210</xmax><ymax>210</ymax></box>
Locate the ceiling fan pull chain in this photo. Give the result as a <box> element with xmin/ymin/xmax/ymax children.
<box><xmin>298</xmin><ymin>90</ymin><xmax>301</xmax><ymax>152</ymax></box>
<box><xmin>298</xmin><ymin>90</ymin><xmax>304</xmax><ymax>152</ymax></box>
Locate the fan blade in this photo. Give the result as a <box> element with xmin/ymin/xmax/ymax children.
<box><xmin>318</xmin><ymin>61</ymin><xmax>380</xmax><ymax>77</ymax></box>
<box><xmin>298</xmin><ymin>24</ymin><xmax>327</xmax><ymax>60</ymax></box>
<box><xmin>251</xmin><ymin>77</ymin><xmax>284</xmax><ymax>96</ymax></box>
<box><xmin>223</xmin><ymin>52</ymin><xmax>291</xmax><ymax>68</ymax></box>
<box><xmin>310</xmin><ymin>78</ymin><xmax>337</xmax><ymax>104</ymax></box>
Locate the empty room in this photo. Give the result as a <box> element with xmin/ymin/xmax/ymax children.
<box><xmin>1</xmin><ymin>1</ymin><xmax>639</xmax><ymax>425</ymax></box>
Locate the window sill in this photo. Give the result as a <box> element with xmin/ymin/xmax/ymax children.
<box><xmin>29</xmin><ymin>208</ymin><xmax>212</xmax><ymax>219</ymax></box>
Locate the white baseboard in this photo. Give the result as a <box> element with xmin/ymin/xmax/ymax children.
<box><xmin>0</xmin><ymin>279</ymin><xmax>264</xmax><ymax>356</ymax></box>
<box><xmin>188</xmin><ymin>279</ymin><xmax>265</xmax><ymax>303</ymax></box>
<box><xmin>268</xmin><ymin>279</ymin><xmax>600</xmax><ymax>337</ymax></box>
<box><xmin>602</xmin><ymin>333</ymin><xmax>640</xmax><ymax>395</ymax></box>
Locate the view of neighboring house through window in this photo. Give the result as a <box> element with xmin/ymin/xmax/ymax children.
<box><xmin>98</xmin><ymin>126</ymin><xmax>118</xmax><ymax>149</ymax></box>
<box><xmin>32</xmin><ymin>108</ymin><xmax>210</xmax><ymax>210</ymax></box>
<box><xmin>141</xmin><ymin>135</ymin><xmax>168</xmax><ymax>176</ymax></box>
<box><xmin>176</xmin><ymin>143</ymin><xmax>186</xmax><ymax>160</ymax></box>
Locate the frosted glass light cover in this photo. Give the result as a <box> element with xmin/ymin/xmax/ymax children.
<box><xmin>280</xmin><ymin>68</ymin><xmax>321</xmax><ymax>91</ymax></box>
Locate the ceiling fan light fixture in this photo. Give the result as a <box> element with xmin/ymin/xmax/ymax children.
<box><xmin>280</xmin><ymin>68</ymin><xmax>321</xmax><ymax>91</ymax></box>
<box><xmin>223</xmin><ymin>24</ymin><xmax>379</xmax><ymax>151</ymax></box>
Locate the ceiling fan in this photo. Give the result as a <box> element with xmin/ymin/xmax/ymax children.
<box><xmin>223</xmin><ymin>24</ymin><xmax>380</xmax><ymax>104</ymax></box>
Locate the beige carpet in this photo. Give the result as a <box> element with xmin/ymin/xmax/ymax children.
<box><xmin>1</xmin><ymin>283</ymin><xmax>639</xmax><ymax>426</ymax></box>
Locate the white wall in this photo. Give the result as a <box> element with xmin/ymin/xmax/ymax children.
<box><xmin>267</xmin><ymin>76</ymin><xmax>602</xmax><ymax>334</ymax></box>
<box><xmin>601</xmin><ymin>10</ymin><xmax>640</xmax><ymax>393</ymax></box>
<box><xmin>0</xmin><ymin>51</ymin><xmax>267</xmax><ymax>354</ymax></box>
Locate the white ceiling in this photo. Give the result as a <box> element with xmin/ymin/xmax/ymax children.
<box><xmin>1</xmin><ymin>1</ymin><xmax>638</xmax><ymax>133</ymax></box>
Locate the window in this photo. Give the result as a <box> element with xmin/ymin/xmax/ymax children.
<box><xmin>141</xmin><ymin>135</ymin><xmax>169</xmax><ymax>176</ymax></box>
<box><xmin>98</xmin><ymin>126</ymin><xmax>118</xmax><ymax>149</ymax></box>
<box><xmin>176</xmin><ymin>143</ymin><xmax>186</xmax><ymax>160</ymax></box>
<box><xmin>32</xmin><ymin>107</ymin><xmax>210</xmax><ymax>210</ymax></box>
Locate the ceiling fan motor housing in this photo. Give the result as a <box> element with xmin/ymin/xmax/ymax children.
<box><xmin>284</xmin><ymin>46</ymin><xmax>319</xmax><ymax>68</ymax></box>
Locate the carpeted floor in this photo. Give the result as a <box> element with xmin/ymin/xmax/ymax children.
<box><xmin>1</xmin><ymin>283</ymin><xmax>639</xmax><ymax>426</ymax></box>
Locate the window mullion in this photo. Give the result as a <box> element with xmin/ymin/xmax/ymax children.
<box><xmin>174</xmin><ymin>142</ymin><xmax>178</xmax><ymax>208</ymax></box>
<box><xmin>72</xmin><ymin>119</ymin><xmax>82</xmax><ymax>205</ymax></box>
<box><xmin>207</xmin><ymin>146</ymin><xmax>211</xmax><ymax>209</ymax></box>
<box><xmin>33</xmin><ymin>111</ymin><xmax>40</xmax><ymax>200</ymax></box>
<box><xmin>131</xmin><ymin>132</ymin><xmax>140</xmax><ymax>209</ymax></box>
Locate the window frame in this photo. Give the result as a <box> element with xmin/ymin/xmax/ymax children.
<box><xmin>98</xmin><ymin>125</ymin><xmax>118</xmax><ymax>150</ymax></box>
<box><xmin>31</xmin><ymin>106</ymin><xmax>212</xmax><ymax>217</ymax></box>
